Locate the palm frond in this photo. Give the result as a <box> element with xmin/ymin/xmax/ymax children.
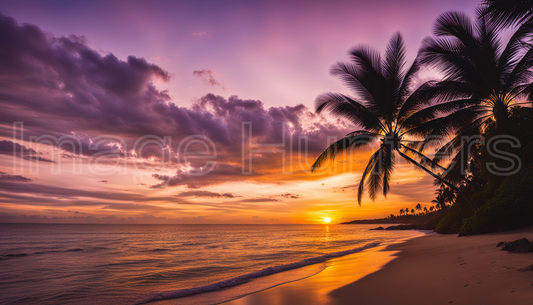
<box><xmin>481</xmin><ymin>0</ymin><xmax>533</xmax><ymax>28</ymax></box>
<box><xmin>311</xmin><ymin>133</ymin><xmax>378</xmax><ymax>171</ymax></box>
<box><xmin>367</xmin><ymin>148</ymin><xmax>384</xmax><ymax>202</ymax></box>
<box><xmin>383</xmin><ymin>32</ymin><xmax>406</xmax><ymax>112</ymax></box>
<box><xmin>358</xmin><ymin>149</ymin><xmax>380</xmax><ymax>205</ymax></box>
<box><xmin>315</xmin><ymin>93</ymin><xmax>383</xmax><ymax>131</ymax></box>
<box><xmin>381</xmin><ymin>144</ymin><xmax>395</xmax><ymax>197</ymax></box>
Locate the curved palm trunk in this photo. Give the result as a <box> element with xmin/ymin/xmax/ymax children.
<box><xmin>397</xmin><ymin>150</ymin><xmax>474</xmax><ymax>208</ymax></box>
<box><xmin>401</xmin><ymin>144</ymin><xmax>470</xmax><ymax>184</ymax></box>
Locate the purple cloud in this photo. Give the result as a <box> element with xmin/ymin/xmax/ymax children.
<box><xmin>193</xmin><ymin>69</ymin><xmax>223</xmax><ymax>87</ymax></box>
<box><xmin>0</xmin><ymin>13</ymin><xmax>356</xmax><ymax>215</ymax></box>
<box><xmin>0</xmin><ymin>172</ymin><xmax>32</xmax><ymax>182</ymax></box>
<box><xmin>178</xmin><ymin>190</ymin><xmax>240</xmax><ymax>198</ymax></box>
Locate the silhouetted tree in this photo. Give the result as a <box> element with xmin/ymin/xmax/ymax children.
<box><xmin>417</xmin><ymin>11</ymin><xmax>533</xmax><ymax>180</ymax></box>
<box><xmin>312</xmin><ymin>33</ymin><xmax>467</xmax><ymax>205</ymax></box>
<box><xmin>482</xmin><ymin>0</ymin><xmax>533</xmax><ymax>27</ymax></box>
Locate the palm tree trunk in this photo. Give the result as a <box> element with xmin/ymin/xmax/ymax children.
<box><xmin>401</xmin><ymin>145</ymin><xmax>470</xmax><ymax>184</ymax></box>
<box><xmin>397</xmin><ymin>150</ymin><xmax>474</xmax><ymax>208</ymax></box>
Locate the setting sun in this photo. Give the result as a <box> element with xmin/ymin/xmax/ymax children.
<box><xmin>324</xmin><ymin>217</ymin><xmax>331</xmax><ymax>223</ymax></box>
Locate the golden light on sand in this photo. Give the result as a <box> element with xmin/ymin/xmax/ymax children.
<box><xmin>324</xmin><ymin>217</ymin><xmax>331</xmax><ymax>223</ymax></box>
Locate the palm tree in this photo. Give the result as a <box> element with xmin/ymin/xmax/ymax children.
<box><xmin>430</xmin><ymin>205</ymin><xmax>435</xmax><ymax>212</ymax></box>
<box><xmin>415</xmin><ymin>203</ymin><xmax>422</xmax><ymax>211</ymax></box>
<box><xmin>442</xmin><ymin>185</ymin><xmax>456</xmax><ymax>205</ymax></box>
<box><xmin>411</xmin><ymin>208</ymin><xmax>415</xmax><ymax>214</ymax></box>
<box><xmin>311</xmin><ymin>33</ymin><xmax>467</xmax><ymax>205</ymax></box>
<box><xmin>399</xmin><ymin>208</ymin><xmax>405</xmax><ymax>215</ymax></box>
<box><xmin>482</xmin><ymin>0</ymin><xmax>533</xmax><ymax>27</ymax></box>
<box><xmin>424</xmin><ymin>206</ymin><xmax>429</xmax><ymax>214</ymax></box>
<box><xmin>432</xmin><ymin>185</ymin><xmax>453</xmax><ymax>210</ymax></box>
<box><xmin>415</xmin><ymin>11</ymin><xmax>533</xmax><ymax>174</ymax></box>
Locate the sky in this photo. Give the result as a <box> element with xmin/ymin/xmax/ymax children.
<box><xmin>0</xmin><ymin>0</ymin><xmax>481</xmax><ymax>224</ymax></box>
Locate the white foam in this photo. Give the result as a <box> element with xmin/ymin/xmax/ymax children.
<box><xmin>137</xmin><ymin>242</ymin><xmax>380</xmax><ymax>304</ymax></box>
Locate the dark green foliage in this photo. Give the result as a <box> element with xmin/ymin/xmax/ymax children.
<box><xmin>437</xmin><ymin>107</ymin><xmax>533</xmax><ymax>235</ymax></box>
<box><xmin>459</xmin><ymin>166</ymin><xmax>533</xmax><ymax>235</ymax></box>
<box><xmin>435</xmin><ymin>202</ymin><xmax>473</xmax><ymax>234</ymax></box>
<box><xmin>426</xmin><ymin>212</ymin><xmax>446</xmax><ymax>230</ymax></box>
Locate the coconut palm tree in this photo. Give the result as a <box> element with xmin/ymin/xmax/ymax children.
<box><xmin>432</xmin><ymin>196</ymin><xmax>443</xmax><ymax>210</ymax></box>
<box><xmin>416</xmin><ymin>203</ymin><xmax>422</xmax><ymax>211</ymax></box>
<box><xmin>424</xmin><ymin>206</ymin><xmax>429</xmax><ymax>214</ymax></box>
<box><xmin>399</xmin><ymin>208</ymin><xmax>405</xmax><ymax>215</ymax></box>
<box><xmin>311</xmin><ymin>33</ymin><xmax>467</xmax><ymax>205</ymax></box>
<box><xmin>482</xmin><ymin>0</ymin><xmax>533</xmax><ymax>27</ymax></box>
<box><xmin>442</xmin><ymin>185</ymin><xmax>456</xmax><ymax>205</ymax></box>
<box><xmin>432</xmin><ymin>185</ymin><xmax>452</xmax><ymax>210</ymax></box>
<box><xmin>414</xmin><ymin>11</ymin><xmax>533</xmax><ymax>175</ymax></box>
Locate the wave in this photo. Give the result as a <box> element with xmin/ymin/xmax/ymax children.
<box><xmin>0</xmin><ymin>253</ymin><xmax>28</xmax><ymax>260</ymax></box>
<box><xmin>142</xmin><ymin>248</ymin><xmax>169</xmax><ymax>252</ymax></box>
<box><xmin>1</xmin><ymin>248</ymin><xmax>85</xmax><ymax>260</ymax></box>
<box><xmin>137</xmin><ymin>242</ymin><xmax>380</xmax><ymax>304</ymax></box>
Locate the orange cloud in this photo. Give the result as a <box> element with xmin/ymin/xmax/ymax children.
<box><xmin>191</xmin><ymin>31</ymin><xmax>211</xmax><ymax>37</ymax></box>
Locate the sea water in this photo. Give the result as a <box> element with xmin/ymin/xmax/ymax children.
<box><xmin>0</xmin><ymin>224</ymin><xmax>423</xmax><ymax>304</ymax></box>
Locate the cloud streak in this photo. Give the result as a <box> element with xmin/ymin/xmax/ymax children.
<box><xmin>193</xmin><ymin>69</ymin><xmax>224</xmax><ymax>88</ymax></box>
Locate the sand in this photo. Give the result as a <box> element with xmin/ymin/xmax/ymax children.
<box><xmin>224</xmin><ymin>227</ymin><xmax>533</xmax><ymax>305</ymax></box>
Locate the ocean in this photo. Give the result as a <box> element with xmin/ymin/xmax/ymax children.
<box><xmin>0</xmin><ymin>224</ymin><xmax>424</xmax><ymax>304</ymax></box>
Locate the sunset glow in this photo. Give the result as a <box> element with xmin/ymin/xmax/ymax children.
<box><xmin>0</xmin><ymin>0</ymin><xmax>480</xmax><ymax>224</ymax></box>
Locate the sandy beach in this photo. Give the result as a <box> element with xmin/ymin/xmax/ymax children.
<box><xmin>225</xmin><ymin>227</ymin><xmax>533</xmax><ymax>305</ymax></box>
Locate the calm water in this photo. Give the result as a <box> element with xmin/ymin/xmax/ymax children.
<box><xmin>0</xmin><ymin>224</ymin><xmax>423</xmax><ymax>304</ymax></box>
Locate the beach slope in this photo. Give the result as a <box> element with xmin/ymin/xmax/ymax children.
<box><xmin>226</xmin><ymin>227</ymin><xmax>533</xmax><ymax>305</ymax></box>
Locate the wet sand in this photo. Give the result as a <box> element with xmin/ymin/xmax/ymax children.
<box><xmin>225</xmin><ymin>227</ymin><xmax>533</xmax><ymax>305</ymax></box>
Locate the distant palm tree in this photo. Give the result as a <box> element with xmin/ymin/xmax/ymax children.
<box><xmin>312</xmin><ymin>33</ymin><xmax>466</xmax><ymax>205</ymax></box>
<box><xmin>482</xmin><ymin>0</ymin><xmax>533</xmax><ymax>27</ymax></box>
<box><xmin>442</xmin><ymin>185</ymin><xmax>456</xmax><ymax>205</ymax></box>
<box><xmin>399</xmin><ymin>208</ymin><xmax>405</xmax><ymax>215</ymax></box>
<box><xmin>430</xmin><ymin>205</ymin><xmax>435</xmax><ymax>212</ymax></box>
<box><xmin>434</xmin><ymin>185</ymin><xmax>456</xmax><ymax>208</ymax></box>
<box><xmin>411</xmin><ymin>209</ymin><xmax>415</xmax><ymax>214</ymax></box>
<box><xmin>417</xmin><ymin>11</ymin><xmax>533</xmax><ymax>175</ymax></box>
<box><xmin>432</xmin><ymin>192</ymin><xmax>448</xmax><ymax>210</ymax></box>
<box><xmin>415</xmin><ymin>203</ymin><xmax>422</xmax><ymax>211</ymax></box>
<box><xmin>424</xmin><ymin>206</ymin><xmax>429</xmax><ymax>214</ymax></box>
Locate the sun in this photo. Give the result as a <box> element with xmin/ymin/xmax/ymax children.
<box><xmin>324</xmin><ymin>217</ymin><xmax>331</xmax><ymax>224</ymax></box>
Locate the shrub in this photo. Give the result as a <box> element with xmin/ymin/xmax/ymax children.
<box><xmin>459</xmin><ymin>167</ymin><xmax>533</xmax><ymax>235</ymax></box>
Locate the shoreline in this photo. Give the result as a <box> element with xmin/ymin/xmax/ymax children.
<box><xmin>224</xmin><ymin>227</ymin><xmax>533</xmax><ymax>305</ymax></box>
<box><xmin>147</xmin><ymin>230</ymin><xmax>426</xmax><ymax>305</ymax></box>
<box><xmin>221</xmin><ymin>232</ymin><xmax>428</xmax><ymax>305</ymax></box>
